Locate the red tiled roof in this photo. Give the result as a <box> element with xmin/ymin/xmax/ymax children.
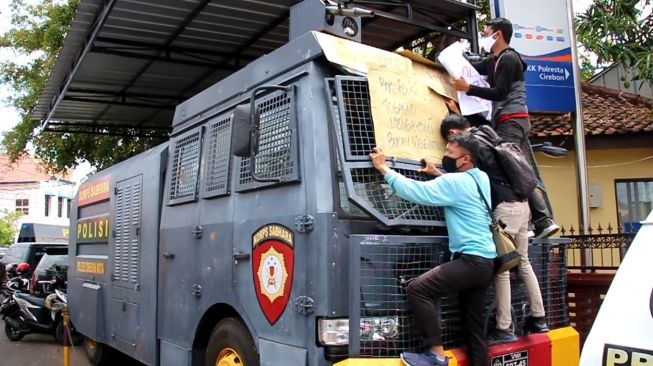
<box><xmin>0</xmin><ymin>155</ymin><xmax>71</xmax><ymax>183</ymax></box>
<box><xmin>530</xmin><ymin>83</ymin><xmax>653</xmax><ymax>137</ymax></box>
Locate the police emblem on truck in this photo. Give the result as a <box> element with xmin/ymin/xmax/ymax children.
<box><xmin>252</xmin><ymin>224</ymin><xmax>294</xmax><ymax>325</ymax></box>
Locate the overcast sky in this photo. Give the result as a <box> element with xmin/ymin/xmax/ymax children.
<box><xmin>0</xmin><ymin>0</ymin><xmax>597</xmax><ymax>137</ymax></box>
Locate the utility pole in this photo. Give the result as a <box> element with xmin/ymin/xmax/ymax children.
<box><xmin>566</xmin><ymin>0</ymin><xmax>591</xmax><ymax>235</ymax></box>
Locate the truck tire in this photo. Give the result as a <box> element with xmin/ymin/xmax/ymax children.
<box><xmin>205</xmin><ymin>318</ymin><xmax>259</xmax><ymax>366</ymax></box>
<box><xmin>84</xmin><ymin>337</ymin><xmax>118</xmax><ymax>366</ymax></box>
<box><xmin>4</xmin><ymin>321</ymin><xmax>24</xmax><ymax>342</ymax></box>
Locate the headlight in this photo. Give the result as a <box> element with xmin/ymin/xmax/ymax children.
<box><xmin>360</xmin><ymin>316</ymin><xmax>399</xmax><ymax>341</ymax></box>
<box><xmin>318</xmin><ymin>316</ymin><xmax>400</xmax><ymax>346</ymax></box>
<box><xmin>318</xmin><ymin>318</ymin><xmax>349</xmax><ymax>346</ymax></box>
<box><xmin>44</xmin><ymin>293</ymin><xmax>57</xmax><ymax>310</ymax></box>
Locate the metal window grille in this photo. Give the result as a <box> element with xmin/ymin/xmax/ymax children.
<box><xmin>202</xmin><ymin>115</ymin><xmax>233</xmax><ymax>198</ymax></box>
<box><xmin>350</xmin><ymin>236</ymin><xmax>570</xmax><ymax>357</ymax></box>
<box><xmin>327</xmin><ymin>78</ymin><xmax>367</xmax><ymax>216</ymax></box>
<box><xmin>349</xmin><ymin>166</ymin><xmax>444</xmax><ymax>225</ymax></box>
<box><xmin>326</xmin><ymin>77</ymin><xmax>445</xmax><ymax>227</ymax></box>
<box><xmin>113</xmin><ymin>175</ymin><xmax>142</xmax><ymax>288</ymax></box>
<box><xmin>334</xmin><ymin>76</ymin><xmax>375</xmax><ymax>161</ymax></box>
<box><xmin>168</xmin><ymin>127</ymin><xmax>202</xmax><ymax>204</ymax></box>
<box><xmin>237</xmin><ymin>88</ymin><xmax>299</xmax><ymax>192</ymax></box>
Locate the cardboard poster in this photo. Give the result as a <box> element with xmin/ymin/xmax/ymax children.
<box><xmin>397</xmin><ymin>50</ymin><xmax>458</xmax><ymax>101</ymax></box>
<box><xmin>314</xmin><ymin>31</ymin><xmax>412</xmax><ymax>74</ymax></box>
<box><xmin>367</xmin><ymin>66</ymin><xmax>448</xmax><ymax>162</ymax></box>
<box><xmin>411</xmin><ymin>62</ymin><xmax>458</xmax><ymax>101</ymax></box>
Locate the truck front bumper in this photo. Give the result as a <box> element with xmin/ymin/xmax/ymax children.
<box><xmin>334</xmin><ymin>327</ymin><xmax>579</xmax><ymax>366</ymax></box>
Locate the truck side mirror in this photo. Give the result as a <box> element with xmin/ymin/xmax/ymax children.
<box><xmin>231</xmin><ymin>104</ymin><xmax>260</xmax><ymax>157</ymax></box>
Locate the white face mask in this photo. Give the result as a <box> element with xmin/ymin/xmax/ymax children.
<box><xmin>480</xmin><ymin>32</ymin><xmax>498</xmax><ymax>53</ymax></box>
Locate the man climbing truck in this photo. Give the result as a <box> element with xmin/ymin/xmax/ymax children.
<box><xmin>68</xmin><ymin>1</ymin><xmax>578</xmax><ymax>365</ymax></box>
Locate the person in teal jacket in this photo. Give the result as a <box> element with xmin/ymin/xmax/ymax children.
<box><xmin>369</xmin><ymin>132</ymin><xmax>496</xmax><ymax>366</ymax></box>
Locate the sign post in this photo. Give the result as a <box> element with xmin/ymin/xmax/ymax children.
<box><xmin>491</xmin><ymin>0</ymin><xmax>590</xmax><ymax>233</ymax></box>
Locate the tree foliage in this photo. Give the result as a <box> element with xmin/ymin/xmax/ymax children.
<box><xmin>0</xmin><ymin>210</ymin><xmax>22</xmax><ymax>246</ymax></box>
<box><xmin>576</xmin><ymin>0</ymin><xmax>653</xmax><ymax>86</ymax></box>
<box><xmin>0</xmin><ymin>0</ymin><xmax>166</xmax><ymax>173</ymax></box>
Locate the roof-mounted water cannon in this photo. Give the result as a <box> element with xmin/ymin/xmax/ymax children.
<box><xmin>289</xmin><ymin>0</ymin><xmax>374</xmax><ymax>42</ymax></box>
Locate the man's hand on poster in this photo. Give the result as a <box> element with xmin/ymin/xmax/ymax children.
<box><xmin>451</xmin><ymin>77</ymin><xmax>470</xmax><ymax>92</ymax></box>
<box><xmin>369</xmin><ymin>147</ymin><xmax>390</xmax><ymax>175</ymax></box>
<box><xmin>419</xmin><ymin>157</ymin><xmax>444</xmax><ymax>177</ymax></box>
<box><xmin>444</xmin><ymin>98</ymin><xmax>461</xmax><ymax>115</ymax></box>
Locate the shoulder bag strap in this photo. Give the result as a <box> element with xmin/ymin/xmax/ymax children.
<box><xmin>465</xmin><ymin>172</ymin><xmax>494</xmax><ymax>220</ymax></box>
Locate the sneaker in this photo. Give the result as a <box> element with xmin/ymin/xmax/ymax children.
<box><xmin>524</xmin><ymin>316</ymin><xmax>549</xmax><ymax>334</ymax></box>
<box><xmin>487</xmin><ymin>328</ymin><xmax>518</xmax><ymax>345</ymax></box>
<box><xmin>534</xmin><ymin>219</ymin><xmax>560</xmax><ymax>238</ymax></box>
<box><xmin>527</xmin><ymin>230</ymin><xmax>535</xmax><ymax>238</ymax></box>
<box><xmin>400</xmin><ymin>350</ymin><xmax>449</xmax><ymax>366</ymax></box>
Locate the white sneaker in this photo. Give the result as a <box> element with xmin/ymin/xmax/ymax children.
<box><xmin>535</xmin><ymin>223</ymin><xmax>560</xmax><ymax>238</ymax></box>
<box><xmin>527</xmin><ymin>230</ymin><xmax>535</xmax><ymax>238</ymax></box>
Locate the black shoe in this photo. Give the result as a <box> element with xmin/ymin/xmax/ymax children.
<box><xmin>534</xmin><ymin>219</ymin><xmax>560</xmax><ymax>238</ymax></box>
<box><xmin>524</xmin><ymin>316</ymin><xmax>549</xmax><ymax>334</ymax></box>
<box><xmin>487</xmin><ymin>328</ymin><xmax>518</xmax><ymax>345</ymax></box>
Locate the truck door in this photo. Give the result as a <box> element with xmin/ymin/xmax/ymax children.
<box><xmin>110</xmin><ymin>174</ymin><xmax>146</xmax><ymax>353</ymax></box>
<box><xmin>157</xmin><ymin>126</ymin><xmax>203</xmax><ymax>349</ymax></box>
<box><xmin>231</xmin><ymin>86</ymin><xmax>311</xmax><ymax>350</ymax></box>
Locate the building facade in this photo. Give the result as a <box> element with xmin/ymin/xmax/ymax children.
<box><xmin>0</xmin><ymin>155</ymin><xmax>74</xmax><ymax>227</ymax></box>
<box><xmin>531</xmin><ymin>83</ymin><xmax>653</xmax><ymax>233</ymax></box>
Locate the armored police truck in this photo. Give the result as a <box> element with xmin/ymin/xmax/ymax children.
<box><xmin>69</xmin><ymin>1</ymin><xmax>579</xmax><ymax>365</ymax></box>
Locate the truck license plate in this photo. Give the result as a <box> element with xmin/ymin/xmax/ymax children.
<box><xmin>491</xmin><ymin>350</ymin><xmax>528</xmax><ymax>366</ymax></box>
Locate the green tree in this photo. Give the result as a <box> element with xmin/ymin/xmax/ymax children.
<box><xmin>0</xmin><ymin>210</ymin><xmax>22</xmax><ymax>245</ymax></box>
<box><xmin>576</xmin><ymin>0</ymin><xmax>653</xmax><ymax>87</ymax></box>
<box><xmin>0</xmin><ymin>0</ymin><xmax>166</xmax><ymax>173</ymax></box>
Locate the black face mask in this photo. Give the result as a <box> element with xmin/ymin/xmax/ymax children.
<box><xmin>442</xmin><ymin>155</ymin><xmax>464</xmax><ymax>172</ymax></box>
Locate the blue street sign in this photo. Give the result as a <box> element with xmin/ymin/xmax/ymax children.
<box><xmin>491</xmin><ymin>0</ymin><xmax>577</xmax><ymax>112</ymax></box>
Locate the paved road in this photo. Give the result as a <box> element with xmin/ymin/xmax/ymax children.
<box><xmin>0</xmin><ymin>328</ymin><xmax>91</xmax><ymax>366</ymax></box>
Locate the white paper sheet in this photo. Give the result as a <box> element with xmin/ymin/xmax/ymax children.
<box><xmin>437</xmin><ymin>41</ymin><xmax>493</xmax><ymax>119</ymax></box>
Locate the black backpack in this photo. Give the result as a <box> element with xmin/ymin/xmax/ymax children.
<box><xmin>471</xmin><ymin>125</ymin><xmax>537</xmax><ymax>198</ymax></box>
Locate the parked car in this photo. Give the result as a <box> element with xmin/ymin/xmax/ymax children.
<box><xmin>15</xmin><ymin>223</ymin><xmax>68</xmax><ymax>244</ymax></box>
<box><xmin>30</xmin><ymin>250</ymin><xmax>68</xmax><ymax>296</ymax></box>
<box><xmin>0</xmin><ymin>242</ymin><xmax>68</xmax><ymax>276</ymax></box>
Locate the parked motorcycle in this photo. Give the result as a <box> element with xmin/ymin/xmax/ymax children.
<box><xmin>1</xmin><ymin>275</ymin><xmax>82</xmax><ymax>344</ymax></box>
<box><xmin>0</xmin><ymin>274</ymin><xmax>30</xmax><ymax>314</ymax></box>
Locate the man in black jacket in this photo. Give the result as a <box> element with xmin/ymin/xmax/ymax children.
<box><xmin>451</xmin><ymin>17</ymin><xmax>559</xmax><ymax>238</ymax></box>
<box><xmin>423</xmin><ymin>114</ymin><xmax>549</xmax><ymax>344</ymax></box>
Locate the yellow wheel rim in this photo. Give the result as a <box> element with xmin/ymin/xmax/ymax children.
<box><xmin>216</xmin><ymin>347</ymin><xmax>243</xmax><ymax>366</ymax></box>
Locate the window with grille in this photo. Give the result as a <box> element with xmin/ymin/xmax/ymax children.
<box><xmin>44</xmin><ymin>195</ymin><xmax>52</xmax><ymax>216</ymax></box>
<box><xmin>201</xmin><ymin>115</ymin><xmax>233</xmax><ymax>198</ymax></box>
<box><xmin>615</xmin><ymin>179</ymin><xmax>653</xmax><ymax>232</ymax></box>
<box><xmin>327</xmin><ymin>77</ymin><xmax>445</xmax><ymax>227</ymax></box>
<box><xmin>236</xmin><ymin>87</ymin><xmax>299</xmax><ymax>191</ymax></box>
<box><xmin>15</xmin><ymin>199</ymin><xmax>29</xmax><ymax>215</ymax></box>
<box><xmin>168</xmin><ymin>127</ymin><xmax>202</xmax><ymax>205</ymax></box>
<box><xmin>58</xmin><ymin>197</ymin><xmax>64</xmax><ymax>218</ymax></box>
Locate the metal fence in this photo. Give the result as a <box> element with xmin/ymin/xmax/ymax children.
<box><xmin>562</xmin><ymin>224</ymin><xmax>635</xmax><ymax>271</ymax></box>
